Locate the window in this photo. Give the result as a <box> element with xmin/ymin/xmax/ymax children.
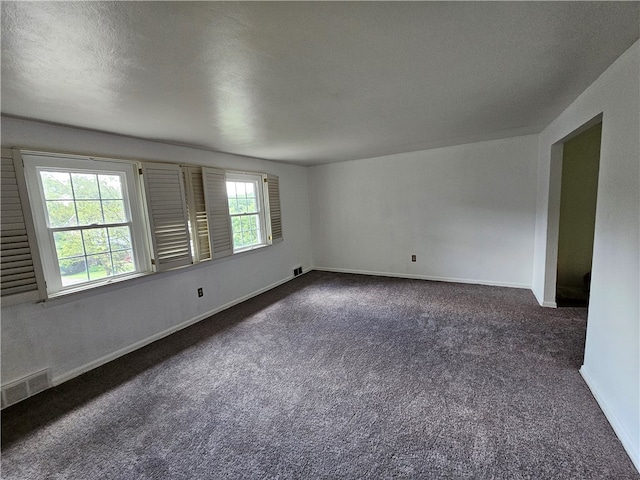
<box><xmin>10</xmin><ymin>149</ymin><xmax>283</xmax><ymax>300</ymax></box>
<box><xmin>23</xmin><ymin>154</ymin><xmax>149</xmax><ymax>295</ymax></box>
<box><xmin>225</xmin><ymin>173</ymin><xmax>266</xmax><ymax>252</ymax></box>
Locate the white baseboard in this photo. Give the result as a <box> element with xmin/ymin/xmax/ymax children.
<box><xmin>580</xmin><ymin>366</ymin><xmax>640</xmax><ymax>473</ymax></box>
<box><xmin>311</xmin><ymin>266</ymin><xmax>531</xmax><ymax>289</ymax></box>
<box><xmin>532</xmin><ymin>287</ymin><xmax>557</xmax><ymax>308</ymax></box>
<box><xmin>52</xmin><ymin>274</ymin><xmax>298</xmax><ymax>386</ymax></box>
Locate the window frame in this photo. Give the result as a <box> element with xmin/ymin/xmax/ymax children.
<box><xmin>22</xmin><ymin>153</ymin><xmax>151</xmax><ymax>296</ymax></box>
<box><xmin>9</xmin><ymin>148</ymin><xmax>284</xmax><ymax>303</ymax></box>
<box><xmin>225</xmin><ymin>171</ymin><xmax>267</xmax><ymax>254</ymax></box>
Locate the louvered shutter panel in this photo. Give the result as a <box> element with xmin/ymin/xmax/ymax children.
<box><xmin>183</xmin><ymin>166</ymin><xmax>211</xmax><ymax>261</ymax></box>
<box><xmin>1</xmin><ymin>150</ymin><xmax>43</xmax><ymax>298</ymax></box>
<box><xmin>141</xmin><ymin>162</ymin><xmax>192</xmax><ymax>271</ymax></box>
<box><xmin>264</xmin><ymin>174</ymin><xmax>283</xmax><ymax>244</ymax></box>
<box><xmin>202</xmin><ymin>167</ymin><xmax>233</xmax><ymax>259</ymax></box>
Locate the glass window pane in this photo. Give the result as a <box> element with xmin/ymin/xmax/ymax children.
<box><xmin>76</xmin><ymin>200</ymin><xmax>103</xmax><ymax>225</ymax></box>
<box><xmin>87</xmin><ymin>253</ymin><xmax>112</xmax><ymax>280</ymax></box>
<box><xmin>228</xmin><ymin>199</ymin><xmax>239</xmax><ymax>215</ymax></box>
<box><xmin>60</xmin><ymin>258</ymin><xmax>88</xmax><ymax>286</ymax></box>
<box><xmin>226</xmin><ymin>182</ymin><xmax>236</xmax><ymax>198</ymax></box>
<box><xmin>108</xmin><ymin>226</ymin><xmax>132</xmax><ymax>250</ymax></box>
<box><xmin>247</xmin><ymin>198</ymin><xmax>257</xmax><ymax>213</ymax></box>
<box><xmin>83</xmin><ymin>228</ymin><xmax>109</xmax><ymax>254</ymax></box>
<box><xmin>98</xmin><ymin>174</ymin><xmax>123</xmax><ymax>199</ymax></box>
<box><xmin>46</xmin><ymin>200</ymin><xmax>77</xmax><ymax>227</ymax></box>
<box><xmin>241</xmin><ymin>215</ymin><xmax>253</xmax><ymax>229</ymax></box>
<box><xmin>71</xmin><ymin>173</ymin><xmax>100</xmax><ymax>199</ymax></box>
<box><xmin>246</xmin><ymin>182</ymin><xmax>255</xmax><ymax>196</ymax></box>
<box><xmin>53</xmin><ymin>230</ymin><xmax>85</xmax><ymax>259</ymax></box>
<box><xmin>233</xmin><ymin>231</ymin><xmax>243</xmax><ymax>246</ymax></box>
<box><xmin>40</xmin><ymin>171</ymin><xmax>73</xmax><ymax>200</ymax></box>
<box><xmin>112</xmin><ymin>250</ymin><xmax>135</xmax><ymax>274</ymax></box>
<box><xmin>236</xmin><ymin>182</ymin><xmax>246</xmax><ymax>196</ymax></box>
<box><xmin>33</xmin><ymin>161</ymin><xmax>142</xmax><ymax>292</ymax></box>
<box><xmin>102</xmin><ymin>200</ymin><xmax>127</xmax><ymax>223</ymax></box>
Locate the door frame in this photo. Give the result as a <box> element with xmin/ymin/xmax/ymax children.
<box><xmin>542</xmin><ymin>113</ymin><xmax>603</xmax><ymax>307</ymax></box>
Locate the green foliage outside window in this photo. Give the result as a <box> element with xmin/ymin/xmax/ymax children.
<box><xmin>227</xmin><ymin>180</ymin><xmax>262</xmax><ymax>250</ymax></box>
<box><xmin>40</xmin><ymin>170</ymin><xmax>135</xmax><ymax>285</ymax></box>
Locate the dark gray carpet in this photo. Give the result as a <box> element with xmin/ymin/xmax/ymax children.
<box><xmin>2</xmin><ymin>271</ymin><xmax>637</xmax><ymax>479</ymax></box>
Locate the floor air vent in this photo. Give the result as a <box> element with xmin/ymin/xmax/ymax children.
<box><xmin>2</xmin><ymin>369</ymin><xmax>51</xmax><ymax>408</ymax></box>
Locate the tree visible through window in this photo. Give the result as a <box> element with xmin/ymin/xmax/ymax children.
<box><xmin>39</xmin><ymin>169</ymin><xmax>135</xmax><ymax>286</ymax></box>
<box><xmin>19</xmin><ymin>152</ymin><xmax>281</xmax><ymax>298</ymax></box>
<box><xmin>226</xmin><ymin>174</ymin><xmax>264</xmax><ymax>251</ymax></box>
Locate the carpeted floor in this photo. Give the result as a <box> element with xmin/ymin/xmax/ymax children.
<box><xmin>2</xmin><ymin>271</ymin><xmax>637</xmax><ymax>479</ymax></box>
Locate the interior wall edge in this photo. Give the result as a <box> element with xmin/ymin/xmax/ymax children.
<box><xmin>580</xmin><ymin>365</ymin><xmax>640</xmax><ymax>472</ymax></box>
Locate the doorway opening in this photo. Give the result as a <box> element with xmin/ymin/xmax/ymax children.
<box><xmin>555</xmin><ymin>122</ymin><xmax>602</xmax><ymax>307</ymax></box>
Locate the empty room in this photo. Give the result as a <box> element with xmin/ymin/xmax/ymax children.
<box><xmin>1</xmin><ymin>2</ymin><xmax>639</xmax><ymax>478</ymax></box>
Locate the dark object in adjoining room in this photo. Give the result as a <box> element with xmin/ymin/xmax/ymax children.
<box><xmin>556</xmin><ymin>271</ymin><xmax>591</xmax><ymax>307</ymax></box>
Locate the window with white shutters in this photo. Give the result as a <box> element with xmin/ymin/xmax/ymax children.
<box><xmin>183</xmin><ymin>166</ymin><xmax>211</xmax><ymax>262</ymax></box>
<box><xmin>225</xmin><ymin>172</ymin><xmax>266</xmax><ymax>252</ymax></box>
<box><xmin>187</xmin><ymin>168</ymin><xmax>282</xmax><ymax>257</ymax></box>
<box><xmin>264</xmin><ymin>174</ymin><xmax>283</xmax><ymax>244</ymax></box>
<box><xmin>0</xmin><ymin>150</ymin><xmax>44</xmax><ymax>300</ymax></box>
<box><xmin>22</xmin><ymin>153</ymin><xmax>149</xmax><ymax>296</ymax></box>
<box><xmin>7</xmin><ymin>147</ymin><xmax>284</xmax><ymax>301</ymax></box>
<box><xmin>202</xmin><ymin>167</ymin><xmax>234</xmax><ymax>259</ymax></box>
<box><xmin>141</xmin><ymin>162</ymin><xmax>192</xmax><ymax>272</ymax></box>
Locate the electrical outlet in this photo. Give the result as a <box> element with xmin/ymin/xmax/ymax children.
<box><xmin>411</xmin><ymin>255</ymin><xmax>417</xmax><ymax>262</ymax></box>
<box><xmin>293</xmin><ymin>266</ymin><xmax>303</xmax><ymax>276</ymax></box>
<box><xmin>197</xmin><ymin>287</ymin><xmax>203</xmax><ymax>297</ymax></box>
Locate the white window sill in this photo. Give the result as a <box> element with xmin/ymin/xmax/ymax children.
<box><xmin>232</xmin><ymin>243</ymin><xmax>267</xmax><ymax>255</ymax></box>
<box><xmin>48</xmin><ymin>271</ymin><xmax>153</xmax><ymax>299</ymax></box>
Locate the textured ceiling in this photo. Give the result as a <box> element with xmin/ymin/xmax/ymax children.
<box><xmin>2</xmin><ymin>2</ymin><xmax>639</xmax><ymax>165</ymax></box>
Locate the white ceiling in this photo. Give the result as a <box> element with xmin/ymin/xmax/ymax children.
<box><xmin>2</xmin><ymin>2</ymin><xmax>639</xmax><ymax>166</ymax></box>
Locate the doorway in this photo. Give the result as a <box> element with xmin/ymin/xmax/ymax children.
<box><xmin>555</xmin><ymin>122</ymin><xmax>602</xmax><ymax>307</ymax></box>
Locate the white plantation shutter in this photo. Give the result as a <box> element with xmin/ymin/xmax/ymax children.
<box><xmin>141</xmin><ymin>162</ymin><xmax>192</xmax><ymax>271</ymax></box>
<box><xmin>1</xmin><ymin>149</ymin><xmax>45</xmax><ymax>299</ymax></box>
<box><xmin>202</xmin><ymin>167</ymin><xmax>233</xmax><ymax>259</ymax></box>
<box><xmin>264</xmin><ymin>174</ymin><xmax>283</xmax><ymax>244</ymax></box>
<box><xmin>183</xmin><ymin>166</ymin><xmax>211</xmax><ymax>262</ymax></box>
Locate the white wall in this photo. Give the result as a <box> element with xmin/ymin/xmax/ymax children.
<box><xmin>532</xmin><ymin>40</ymin><xmax>639</xmax><ymax>469</ymax></box>
<box><xmin>1</xmin><ymin>117</ymin><xmax>313</xmax><ymax>385</ymax></box>
<box><xmin>308</xmin><ymin>135</ymin><xmax>539</xmax><ymax>288</ymax></box>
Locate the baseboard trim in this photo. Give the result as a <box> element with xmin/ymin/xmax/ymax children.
<box><xmin>311</xmin><ymin>266</ymin><xmax>531</xmax><ymax>289</ymax></box>
<box><xmin>580</xmin><ymin>366</ymin><xmax>639</xmax><ymax>473</ymax></box>
<box><xmin>532</xmin><ymin>287</ymin><xmax>557</xmax><ymax>308</ymax></box>
<box><xmin>52</xmin><ymin>274</ymin><xmax>298</xmax><ymax>386</ymax></box>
